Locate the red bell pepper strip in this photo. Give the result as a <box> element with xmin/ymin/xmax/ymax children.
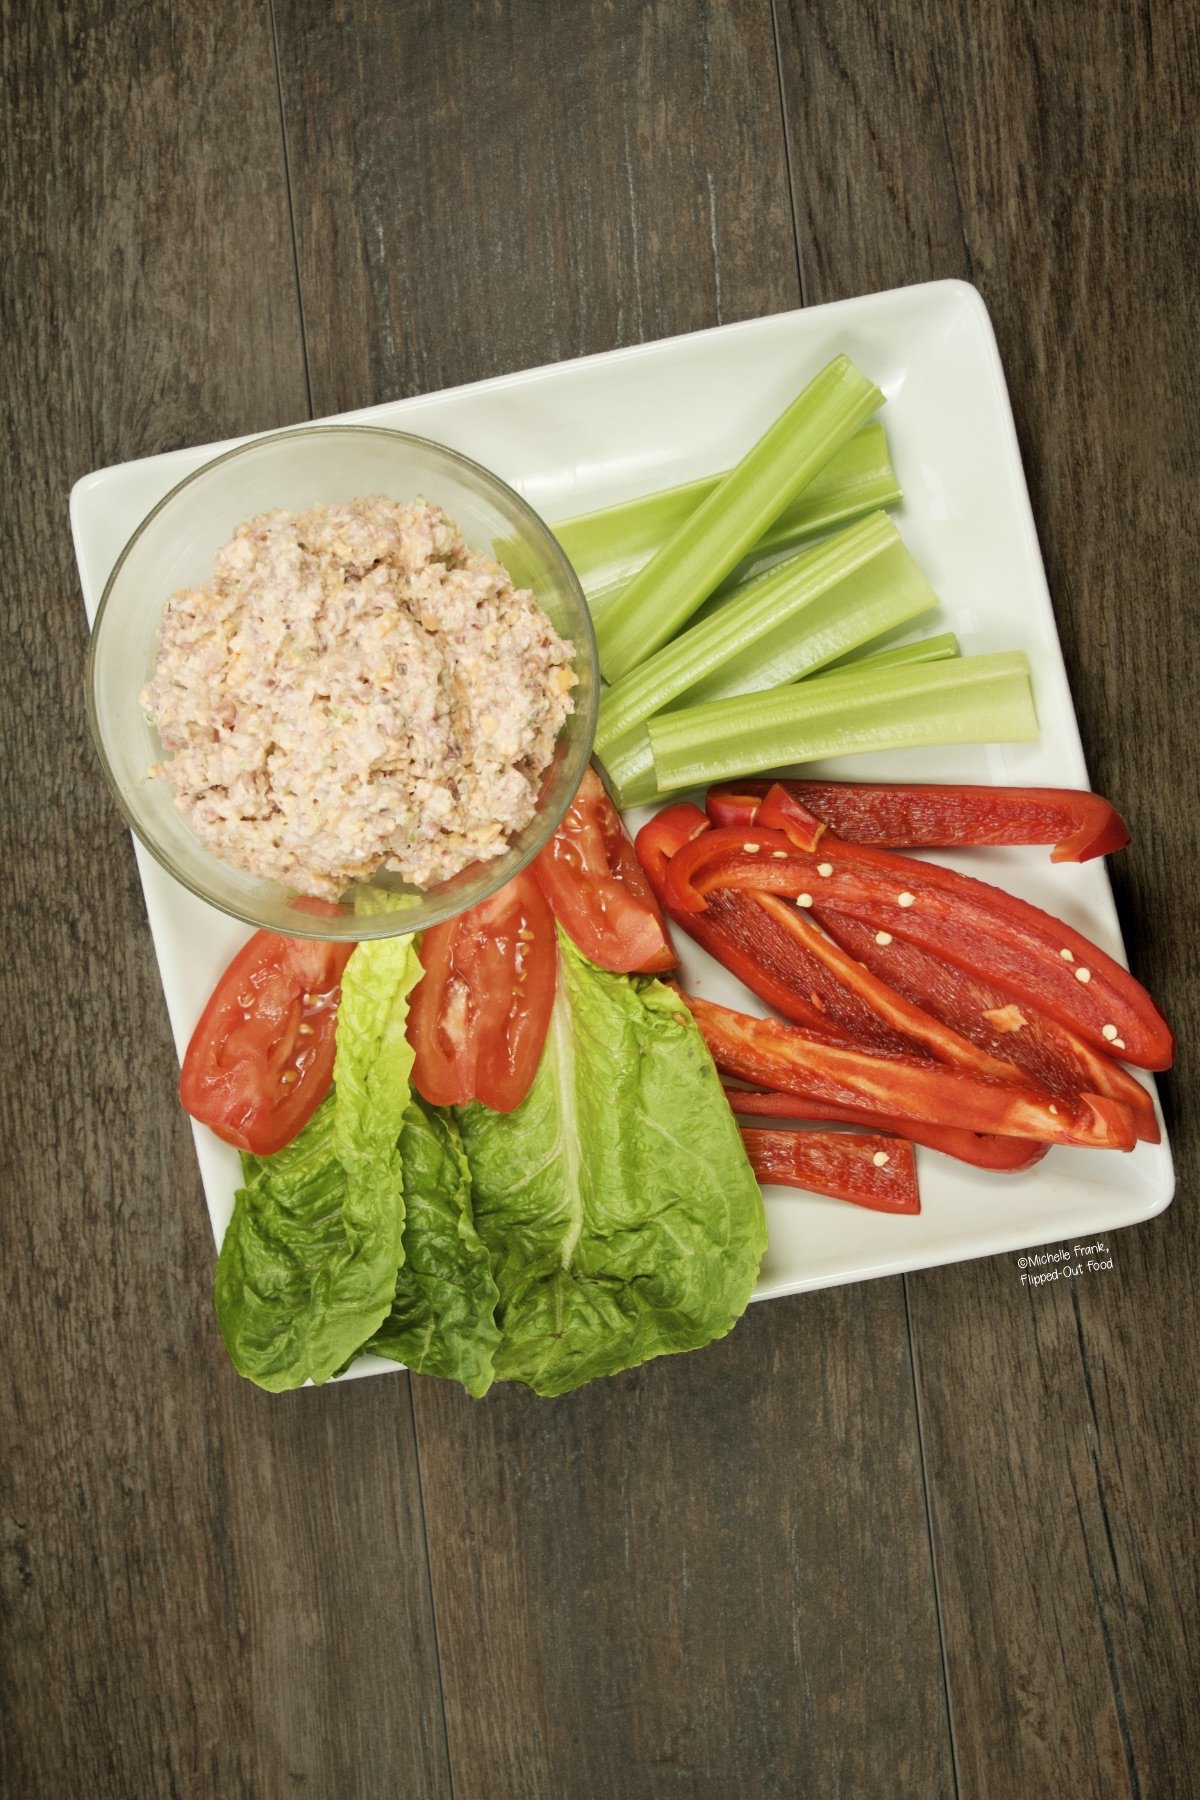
<box><xmin>636</xmin><ymin>805</ymin><xmax>858</xmax><ymax>1039</ymax></box>
<box><xmin>707</xmin><ymin>779</ymin><xmax>1131</xmax><ymax>863</ymax></box>
<box><xmin>638</xmin><ymin>805</ymin><xmax>1037</xmax><ymax>1076</ymax></box>
<box><xmin>812</xmin><ymin>909</ymin><xmax>1161</xmax><ymax>1143</ymax></box>
<box><xmin>704</xmin><ymin>788</ymin><xmax>764</xmax><ymax>832</ymax></box>
<box><xmin>638</xmin><ymin>805</ymin><xmax>1153</xmax><ymax>1096</ymax></box>
<box><xmin>684</xmin><ymin>991</ymin><xmax>1138</xmax><ymax>1150</ymax></box>
<box><xmin>755</xmin><ymin>784</ymin><xmax>832</xmax><ymax>849</ymax></box>
<box><xmin>688</xmin><ymin>888</ymin><xmax>889</xmax><ymax>1044</ymax></box>
<box><xmin>633</xmin><ymin>801</ymin><xmax>712</xmax><ymax>886</ymax></box>
<box><xmin>745</xmin><ymin>891</ymin><xmax>1027</xmax><ymax>1079</ymax></box>
<box><xmin>663</xmin><ymin>825</ymin><xmax>1174</xmax><ymax>1071</ymax></box>
<box><xmin>724</xmin><ymin>1084</ymin><xmax>1049</xmax><ymax>1171</ymax></box>
<box><xmin>739</xmin><ymin>1126</ymin><xmax>920</xmax><ymax>1213</ymax></box>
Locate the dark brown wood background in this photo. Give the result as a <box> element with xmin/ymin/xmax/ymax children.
<box><xmin>3</xmin><ymin>3</ymin><xmax>1197</xmax><ymax>1795</ymax></box>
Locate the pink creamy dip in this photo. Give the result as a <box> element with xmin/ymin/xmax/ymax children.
<box><xmin>140</xmin><ymin>497</ymin><xmax>577</xmax><ymax>898</ymax></box>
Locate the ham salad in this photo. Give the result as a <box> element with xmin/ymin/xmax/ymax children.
<box><xmin>140</xmin><ymin>497</ymin><xmax>577</xmax><ymax>898</ymax></box>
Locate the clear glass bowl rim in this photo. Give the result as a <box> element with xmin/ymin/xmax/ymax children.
<box><xmin>84</xmin><ymin>422</ymin><xmax>600</xmax><ymax>940</ymax></box>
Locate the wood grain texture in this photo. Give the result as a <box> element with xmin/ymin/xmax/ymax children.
<box><xmin>222</xmin><ymin>1380</ymin><xmax>452</xmax><ymax>1797</ymax></box>
<box><xmin>5</xmin><ymin>0</ymin><xmax>1197</xmax><ymax>1794</ymax></box>
<box><xmin>0</xmin><ymin>4</ymin><xmax>448</xmax><ymax>1796</ymax></box>
<box><xmin>414</xmin><ymin>1289</ymin><xmax>951</xmax><ymax>1800</ymax></box>
<box><xmin>272</xmin><ymin>0</ymin><xmax>803</xmax><ymax>408</ymax></box>
<box><xmin>272</xmin><ymin>2</ymin><xmax>952</xmax><ymax>1794</ymax></box>
<box><xmin>776</xmin><ymin>0</ymin><xmax>1200</xmax><ymax>1791</ymax></box>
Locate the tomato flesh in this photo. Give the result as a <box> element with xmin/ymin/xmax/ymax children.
<box><xmin>407</xmin><ymin>871</ymin><xmax>557</xmax><ymax>1113</ymax></box>
<box><xmin>180</xmin><ymin>931</ymin><xmax>354</xmax><ymax>1156</ymax></box>
<box><xmin>532</xmin><ymin>767</ymin><xmax>675</xmax><ymax>973</ymax></box>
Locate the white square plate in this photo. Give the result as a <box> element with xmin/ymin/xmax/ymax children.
<box><xmin>72</xmin><ymin>279</ymin><xmax>1174</xmax><ymax>1333</ymax></box>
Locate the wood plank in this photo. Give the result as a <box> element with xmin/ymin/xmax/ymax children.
<box><xmin>412</xmin><ymin>1289</ymin><xmax>952</xmax><ymax>1800</ymax></box>
<box><xmin>273</xmin><ymin>0</ymin><xmax>803</xmax><ymax>411</ymax></box>
<box><xmin>272</xmin><ymin>2</ymin><xmax>955</xmax><ymax>1793</ymax></box>
<box><xmin>0</xmin><ymin>4</ymin><xmax>449</xmax><ymax>1795</ymax></box>
<box><xmin>222</xmin><ymin>1380</ymin><xmax>452</xmax><ymax>1794</ymax></box>
<box><xmin>775</xmin><ymin>0</ymin><xmax>1200</xmax><ymax>1790</ymax></box>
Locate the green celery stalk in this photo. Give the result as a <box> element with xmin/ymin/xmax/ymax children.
<box><xmin>596</xmin><ymin>511</ymin><xmax>932</xmax><ymax>757</ymax></box>
<box><xmin>594</xmin><ymin>354</ymin><xmax>884</xmax><ymax>682</ymax></box>
<box><xmin>555</xmin><ymin>422</ymin><xmax>901</xmax><ymax>620</ymax></box>
<box><xmin>682</xmin><ymin>528</ymin><xmax>938</xmax><ymax>709</ymax></box>
<box><xmin>602</xmin><ymin>632</ymin><xmax>964</xmax><ymax>809</ymax></box>
<box><xmin>597</xmin><ymin>507</ymin><xmax>942</xmax><ymax>795</ymax></box>
<box><xmin>646</xmin><ymin>653</ymin><xmax>1038</xmax><ymax>795</ymax></box>
<box><xmin>824</xmin><ymin>630</ymin><xmax>961</xmax><ymax>674</ymax></box>
<box><xmin>602</xmin><ymin>733</ymin><xmax>660</xmax><ymax>810</ymax></box>
<box><xmin>596</xmin><ymin>513</ymin><xmax>943</xmax><ymax>810</ymax></box>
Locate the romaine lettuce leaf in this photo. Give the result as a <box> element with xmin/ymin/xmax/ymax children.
<box><xmin>213</xmin><ymin>932</ymin><xmax>422</xmax><ymax>1390</ymax></box>
<box><xmin>365</xmin><ymin>1097</ymin><xmax>500</xmax><ymax>1398</ymax></box>
<box><xmin>214</xmin><ymin>920</ymin><xmax>765</xmax><ymax>1399</ymax></box>
<box><xmin>457</xmin><ymin>932</ymin><xmax>767</xmax><ymax>1397</ymax></box>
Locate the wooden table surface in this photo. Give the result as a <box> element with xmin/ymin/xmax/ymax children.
<box><xmin>3</xmin><ymin>4</ymin><xmax>1197</xmax><ymax>1795</ymax></box>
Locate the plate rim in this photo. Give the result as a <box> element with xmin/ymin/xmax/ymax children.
<box><xmin>71</xmin><ymin>277</ymin><xmax>1175</xmax><ymax>1340</ymax></box>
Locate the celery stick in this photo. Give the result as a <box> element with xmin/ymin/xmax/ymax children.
<box><xmin>646</xmin><ymin>653</ymin><xmax>1038</xmax><ymax>795</ymax></box>
<box><xmin>603</xmin><ymin>733</ymin><xmax>659</xmax><ymax>810</ymax></box>
<box><xmin>596</xmin><ymin>511</ymin><xmax>930</xmax><ymax>755</ymax></box>
<box><xmin>603</xmin><ymin>631</ymin><xmax>962</xmax><ymax>810</ymax></box>
<box><xmin>724</xmin><ymin>420</ymin><xmax>900</xmax><ymax>560</ymax></box>
<box><xmin>555</xmin><ymin>422</ymin><xmax>901</xmax><ymax>620</ymax></box>
<box><xmin>594</xmin><ymin>355</ymin><xmax>884</xmax><ymax>682</ymax></box>
<box><xmin>596</xmin><ymin>512</ymin><xmax>940</xmax><ymax>807</ymax></box>
<box><xmin>680</xmin><ymin>530</ymin><xmax>937</xmax><ymax>708</ymax></box>
<box><xmin>825</xmin><ymin>631</ymin><xmax>961</xmax><ymax>673</ymax></box>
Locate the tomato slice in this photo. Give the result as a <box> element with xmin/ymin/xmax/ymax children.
<box><xmin>531</xmin><ymin>766</ymin><xmax>676</xmax><ymax>973</ymax></box>
<box><xmin>180</xmin><ymin>930</ymin><xmax>355</xmax><ymax>1155</ymax></box>
<box><xmin>407</xmin><ymin>871</ymin><xmax>557</xmax><ymax>1113</ymax></box>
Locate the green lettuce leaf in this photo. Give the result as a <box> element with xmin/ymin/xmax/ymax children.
<box><xmin>213</xmin><ymin>932</ymin><xmax>422</xmax><ymax>1391</ymax></box>
<box><xmin>364</xmin><ymin>1097</ymin><xmax>501</xmax><ymax>1398</ymax></box>
<box><xmin>457</xmin><ymin>932</ymin><xmax>767</xmax><ymax>1397</ymax></box>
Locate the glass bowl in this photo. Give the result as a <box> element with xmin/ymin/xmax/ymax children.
<box><xmin>85</xmin><ymin>425</ymin><xmax>599</xmax><ymax>940</ymax></box>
